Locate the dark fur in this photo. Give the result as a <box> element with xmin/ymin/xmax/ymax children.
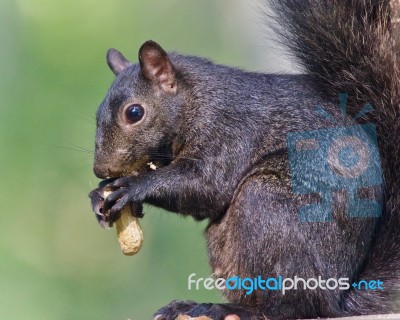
<box><xmin>90</xmin><ymin>1</ymin><xmax>400</xmax><ymax>319</ymax></box>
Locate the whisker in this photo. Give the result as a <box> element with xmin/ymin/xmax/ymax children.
<box><xmin>50</xmin><ymin>143</ymin><xmax>94</xmax><ymax>154</ymax></box>
<box><xmin>146</xmin><ymin>151</ymin><xmax>200</xmax><ymax>162</ymax></box>
<box><xmin>68</xmin><ymin>142</ymin><xmax>94</xmax><ymax>154</ymax></box>
<box><xmin>75</xmin><ymin>115</ymin><xmax>96</xmax><ymax>126</ymax></box>
<box><xmin>116</xmin><ymin>149</ymin><xmax>132</xmax><ymax>155</ymax></box>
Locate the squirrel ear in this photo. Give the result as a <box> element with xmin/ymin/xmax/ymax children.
<box><xmin>107</xmin><ymin>48</ymin><xmax>132</xmax><ymax>76</ymax></box>
<box><xmin>138</xmin><ymin>40</ymin><xmax>176</xmax><ymax>93</ymax></box>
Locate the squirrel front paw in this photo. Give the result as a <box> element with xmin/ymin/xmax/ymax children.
<box><xmin>88</xmin><ymin>187</ymin><xmax>109</xmax><ymax>228</ymax></box>
<box><xmin>101</xmin><ymin>176</ymin><xmax>144</xmax><ymax>223</ymax></box>
<box><xmin>89</xmin><ymin>177</ymin><xmax>143</xmax><ymax>227</ymax></box>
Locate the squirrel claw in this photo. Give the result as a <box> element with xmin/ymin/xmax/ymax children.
<box><xmin>106</xmin><ymin>176</ymin><xmax>135</xmax><ymax>189</ymax></box>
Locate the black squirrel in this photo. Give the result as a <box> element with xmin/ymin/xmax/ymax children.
<box><xmin>89</xmin><ymin>0</ymin><xmax>400</xmax><ymax>319</ymax></box>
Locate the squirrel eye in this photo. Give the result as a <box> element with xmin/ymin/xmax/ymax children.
<box><xmin>124</xmin><ymin>104</ymin><xmax>145</xmax><ymax>124</ymax></box>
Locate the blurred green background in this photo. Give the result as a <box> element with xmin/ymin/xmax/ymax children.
<box><xmin>0</xmin><ymin>1</ymin><xmax>290</xmax><ymax>319</ymax></box>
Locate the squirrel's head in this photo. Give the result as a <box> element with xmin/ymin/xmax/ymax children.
<box><xmin>93</xmin><ymin>41</ymin><xmax>182</xmax><ymax>179</ymax></box>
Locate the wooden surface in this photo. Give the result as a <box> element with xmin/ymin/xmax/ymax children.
<box><xmin>174</xmin><ymin>314</ymin><xmax>400</xmax><ymax>320</ymax></box>
<box><xmin>326</xmin><ymin>315</ymin><xmax>400</xmax><ymax>320</ymax></box>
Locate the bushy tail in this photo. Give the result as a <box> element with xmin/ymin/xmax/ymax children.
<box><xmin>269</xmin><ymin>0</ymin><xmax>400</xmax><ymax>314</ymax></box>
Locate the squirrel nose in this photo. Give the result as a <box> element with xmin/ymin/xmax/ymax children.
<box><xmin>93</xmin><ymin>164</ymin><xmax>109</xmax><ymax>179</ymax></box>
